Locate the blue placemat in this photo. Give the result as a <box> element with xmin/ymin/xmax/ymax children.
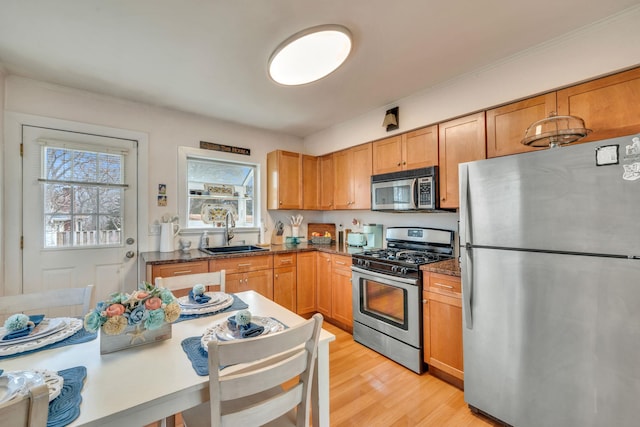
<box><xmin>48</xmin><ymin>366</ymin><xmax>86</xmax><ymax>427</ymax></box>
<box><xmin>0</xmin><ymin>328</ymin><xmax>97</xmax><ymax>361</ymax></box>
<box><xmin>181</xmin><ymin>318</ymin><xmax>288</xmax><ymax>376</ymax></box>
<box><xmin>175</xmin><ymin>294</ymin><xmax>249</xmax><ymax>323</ymax></box>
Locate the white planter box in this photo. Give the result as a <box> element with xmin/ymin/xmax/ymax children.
<box><xmin>100</xmin><ymin>323</ymin><xmax>172</xmax><ymax>354</ymax></box>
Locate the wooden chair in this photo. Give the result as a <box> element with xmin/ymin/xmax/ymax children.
<box><xmin>181</xmin><ymin>313</ymin><xmax>323</xmax><ymax>427</ymax></box>
<box><xmin>0</xmin><ymin>284</ymin><xmax>94</xmax><ymax>322</ymax></box>
<box><xmin>0</xmin><ymin>383</ymin><xmax>49</xmax><ymax>427</ymax></box>
<box><xmin>154</xmin><ymin>271</ymin><xmax>226</xmax><ymax>297</ymax></box>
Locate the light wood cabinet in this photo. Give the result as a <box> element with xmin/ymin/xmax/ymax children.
<box><xmin>211</xmin><ymin>255</ymin><xmax>274</xmax><ymax>299</ymax></box>
<box><xmin>150</xmin><ymin>261</ymin><xmax>208</xmax><ymax>284</ymax></box>
<box><xmin>331</xmin><ymin>255</ymin><xmax>353</xmax><ymax>328</ymax></box>
<box><xmin>557</xmin><ymin>67</ymin><xmax>640</xmax><ymax>143</ymax></box>
<box><xmin>372</xmin><ymin>126</ymin><xmax>438</xmax><ymax>174</ymax></box>
<box><xmin>486</xmin><ymin>93</ymin><xmax>556</xmax><ymax>158</ymax></box>
<box><xmin>423</xmin><ymin>272</ymin><xmax>463</xmax><ymax>386</ymax></box>
<box><xmin>319</xmin><ymin>154</ymin><xmax>334</xmax><ymax>210</ymax></box>
<box><xmin>273</xmin><ymin>253</ymin><xmax>297</xmax><ymax>312</ymax></box>
<box><xmin>438</xmin><ymin>112</ymin><xmax>486</xmax><ymax>209</ymax></box>
<box><xmin>302</xmin><ymin>155</ymin><xmax>319</xmax><ymax>210</ymax></box>
<box><xmin>316</xmin><ymin>252</ymin><xmax>332</xmax><ymax>318</ymax></box>
<box><xmin>296</xmin><ymin>251</ymin><xmax>317</xmax><ymax>315</ymax></box>
<box><xmin>334</xmin><ymin>143</ymin><xmax>372</xmax><ymax>209</ymax></box>
<box><xmin>267</xmin><ymin>150</ymin><xmax>302</xmax><ymax>210</ymax></box>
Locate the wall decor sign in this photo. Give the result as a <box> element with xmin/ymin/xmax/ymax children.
<box><xmin>200</xmin><ymin>141</ymin><xmax>251</xmax><ymax>156</ymax></box>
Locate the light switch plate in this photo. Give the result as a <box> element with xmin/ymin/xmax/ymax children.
<box><xmin>149</xmin><ymin>224</ymin><xmax>161</xmax><ymax>235</ymax></box>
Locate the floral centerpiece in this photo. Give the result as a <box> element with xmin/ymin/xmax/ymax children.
<box><xmin>84</xmin><ymin>282</ymin><xmax>181</xmax><ymax>336</ymax></box>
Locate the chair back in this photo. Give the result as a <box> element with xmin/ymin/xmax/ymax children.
<box><xmin>0</xmin><ymin>284</ymin><xmax>94</xmax><ymax>322</ymax></box>
<box><xmin>209</xmin><ymin>313</ymin><xmax>323</xmax><ymax>427</ymax></box>
<box><xmin>0</xmin><ymin>383</ymin><xmax>49</xmax><ymax>427</ymax></box>
<box><xmin>154</xmin><ymin>270</ymin><xmax>225</xmax><ymax>296</ymax></box>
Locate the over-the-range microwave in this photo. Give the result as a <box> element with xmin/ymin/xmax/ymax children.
<box><xmin>371</xmin><ymin>166</ymin><xmax>438</xmax><ymax>211</ymax></box>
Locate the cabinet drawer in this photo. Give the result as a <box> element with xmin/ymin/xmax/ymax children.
<box><xmin>427</xmin><ymin>273</ymin><xmax>461</xmax><ymax>296</ymax></box>
<box><xmin>331</xmin><ymin>254</ymin><xmax>352</xmax><ymax>270</ymax></box>
<box><xmin>274</xmin><ymin>253</ymin><xmax>297</xmax><ymax>268</ymax></box>
<box><xmin>151</xmin><ymin>261</ymin><xmax>208</xmax><ymax>281</ymax></box>
<box><xmin>210</xmin><ymin>255</ymin><xmax>273</xmax><ymax>274</ymax></box>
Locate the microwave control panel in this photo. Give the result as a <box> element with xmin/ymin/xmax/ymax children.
<box><xmin>417</xmin><ymin>176</ymin><xmax>433</xmax><ymax>208</ymax></box>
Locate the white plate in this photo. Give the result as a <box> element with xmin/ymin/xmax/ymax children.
<box><xmin>201</xmin><ymin>316</ymin><xmax>285</xmax><ymax>349</ymax></box>
<box><xmin>0</xmin><ymin>318</ymin><xmax>68</xmax><ymax>345</ymax></box>
<box><xmin>0</xmin><ymin>317</ymin><xmax>82</xmax><ymax>357</ymax></box>
<box><xmin>178</xmin><ymin>292</ymin><xmax>230</xmax><ymax>308</ymax></box>
<box><xmin>179</xmin><ymin>294</ymin><xmax>234</xmax><ymax>315</ymax></box>
<box><xmin>1</xmin><ymin>370</ymin><xmax>63</xmax><ymax>403</ymax></box>
<box><xmin>0</xmin><ymin>375</ymin><xmax>21</xmax><ymax>404</ymax></box>
<box><xmin>33</xmin><ymin>369</ymin><xmax>64</xmax><ymax>402</ymax></box>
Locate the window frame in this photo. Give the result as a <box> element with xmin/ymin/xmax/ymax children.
<box><xmin>177</xmin><ymin>146</ymin><xmax>261</xmax><ymax>234</ymax></box>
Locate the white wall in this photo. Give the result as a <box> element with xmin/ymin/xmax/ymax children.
<box><xmin>3</xmin><ymin>76</ymin><xmax>304</xmax><ymax>253</ymax></box>
<box><xmin>303</xmin><ymin>6</ymin><xmax>640</xmax><ymax>155</ymax></box>
<box><xmin>0</xmin><ymin>67</ymin><xmax>5</xmax><ymax>291</ymax></box>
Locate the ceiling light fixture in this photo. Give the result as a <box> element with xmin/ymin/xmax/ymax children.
<box><xmin>268</xmin><ymin>24</ymin><xmax>352</xmax><ymax>86</ymax></box>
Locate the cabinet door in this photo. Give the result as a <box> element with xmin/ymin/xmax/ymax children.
<box><xmin>333</xmin><ymin>149</ymin><xmax>352</xmax><ymax>209</ymax></box>
<box><xmin>350</xmin><ymin>143</ymin><xmax>372</xmax><ymax>209</ymax></box>
<box><xmin>319</xmin><ymin>154</ymin><xmax>334</xmax><ymax>210</ymax></box>
<box><xmin>438</xmin><ymin>112</ymin><xmax>486</xmax><ymax>209</ymax></box>
<box><xmin>150</xmin><ymin>261</ymin><xmax>208</xmax><ymax>283</ymax></box>
<box><xmin>296</xmin><ymin>251</ymin><xmax>317</xmax><ymax>315</ymax></box>
<box><xmin>267</xmin><ymin>150</ymin><xmax>302</xmax><ymax>209</ymax></box>
<box><xmin>423</xmin><ymin>290</ymin><xmax>431</xmax><ymax>364</ymax></box>
<box><xmin>372</xmin><ymin>135</ymin><xmax>403</xmax><ymax>174</ymax></box>
<box><xmin>557</xmin><ymin>67</ymin><xmax>640</xmax><ymax>143</ymax></box>
<box><xmin>225</xmin><ymin>272</ymin><xmax>247</xmax><ymax>294</ymax></box>
<box><xmin>246</xmin><ymin>269</ymin><xmax>273</xmax><ymax>300</ymax></box>
<box><xmin>302</xmin><ymin>155</ymin><xmax>319</xmax><ymax>210</ymax></box>
<box><xmin>425</xmin><ymin>291</ymin><xmax>463</xmax><ymax>380</ymax></box>
<box><xmin>274</xmin><ymin>266</ymin><xmax>296</xmax><ymax>312</ymax></box>
<box><xmin>486</xmin><ymin>93</ymin><xmax>555</xmax><ymax>158</ymax></box>
<box><xmin>316</xmin><ymin>252</ymin><xmax>332</xmax><ymax>318</ymax></box>
<box><xmin>403</xmin><ymin>125</ymin><xmax>438</xmax><ymax>170</ymax></box>
<box><xmin>331</xmin><ymin>265</ymin><xmax>353</xmax><ymax>327</ymax></box>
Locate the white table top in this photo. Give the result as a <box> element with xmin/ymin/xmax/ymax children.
<box><xmin>0</xmin><ymin>291</ymin><xmax>335</xmax><ymax>426</ymax></box>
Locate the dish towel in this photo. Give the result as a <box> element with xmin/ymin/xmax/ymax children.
<box><xmin>48</xmin><ymin>366</ymin><xmax>86</xmax><ymax>427</ymax></box>
<box><xmin>2</xmin><ymin>314</ymin><xmax>45</xmax><ymax>341</ymax></box>
<box><xmin>188</xmin><ymin>289</ymin><xmax>211</xmax><ymax>304</ymax></box>
<box><xmin>176</xmin><ymin>294</ymin><xmax>249</xmax><ymax>323</ymax></box>
<box><xmin>226</xmin><ymin>316</ymin><xmax>265</xmax><ymax>338</ymax></box>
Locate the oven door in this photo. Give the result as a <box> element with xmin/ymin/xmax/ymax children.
<box><xmin>371</xmin><ymin>178</ymin><xmax>417</xmax><ymax>211</ymax></box>
<box><xmin>351</xmin><ymin>266</ymin><xmax>421</xmax><ymax>347</ymax></box>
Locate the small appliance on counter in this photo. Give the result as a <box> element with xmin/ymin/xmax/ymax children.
<box><xmin>362</xmin><ymin>224</ymin><xmax>383</xmax><ymax>249</ymax></box>
<box><xmin>347</xmin><ymin>232</ymin><xmax>367</xmax><ymax>247</ymax></box>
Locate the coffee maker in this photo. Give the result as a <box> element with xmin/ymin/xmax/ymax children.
<box><xmin>362</xmin><ymin>224</ymin><xmax>383</xmax><ymax>249</ymax></box>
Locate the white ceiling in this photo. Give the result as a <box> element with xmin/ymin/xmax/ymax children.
<box><xmin>0</xmin><ymin>0</ymin><xmax>638</xmax><ymax>137</ymax></box>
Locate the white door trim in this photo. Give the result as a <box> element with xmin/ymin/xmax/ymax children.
<box><xmin>2</xmin><ymin>111</ymin><xmax>149</xmax><ymax>296</ymax></box>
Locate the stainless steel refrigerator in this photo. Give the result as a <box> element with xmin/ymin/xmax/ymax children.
<box><xmin>459</xmin><ymin>134</ymin><xmax>640</xmax><ymax>427</ymax></box>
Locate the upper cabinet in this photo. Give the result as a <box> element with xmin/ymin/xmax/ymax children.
<box><xmin>557</xmin><ymin>67</ymin><xmax>640</xmax><ymax>143</ymax></box>
<box><xmin>372</xmin><ymin>125</ymin><xmax>438</xmax><ymax>174</ymax></box>
<box><xmin>334</xmin><ymin>143</ymin><xmax>372</xmax><ymax>209</ymax></box>
<box><xmin>302</xmin><ymin>154</ymin><xmax>319</xmax><ymax>210</ymax></box>
<box><xmin>267</xmin><ymin>150</ymin><xmax>302</xmax><ymax>210</ymax></box>
<box><xmin>438</xmin><ymin>112</ymin><xmax>486</xmax><ymax>209</ymax></box>
<box><xmin>319</xmin><ymin>154</ymin><xmax>334</xmax><ymax>210</ymax></box>
<box><xmin>486</xmin><ymin>93</ymin><xmax>556</xmax><ymax>158</ymax></box>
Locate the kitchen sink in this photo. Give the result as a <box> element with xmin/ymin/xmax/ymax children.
<box><xmin>199</xmin><ymin>245</ymin><xmax>269</xmax><ymax>255</ymax></box>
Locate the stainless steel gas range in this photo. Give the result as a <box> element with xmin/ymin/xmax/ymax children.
<box><xmin>351</xmin><ymin>227</ymin><xmax>455</xmax><ymax>373</ymax></box>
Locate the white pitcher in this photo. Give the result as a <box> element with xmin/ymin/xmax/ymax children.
<box><xmin>159</xmin><ymin>223</ymin><xmax>180</xmax><ymax>252</ymax></box>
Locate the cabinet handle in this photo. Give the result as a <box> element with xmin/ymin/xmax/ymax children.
<box><xmin>335</xmin><ymin>261</ymin><xmax>346</xmax><ymax>265</ymax></box>
<box><xmin>423</xmin><ymin>299</ymin><xmax>427</xmax><ymax>304</ymax></box>
<box><xmin>397</xmin><ymin>162</ymin><xmax>401</xmax><ymax>166</ymax></box>
<box><xmin>279</xmin><ymin>200</ymin><xmax>283</xmax><ymax>205</ymax></box>
<box><xmin>237</xmin><ymin>263</ymin><xmax>252</xmax><ymax>267</ymax></box>
<box><xmin>172</xmin><ymin>270</ymin><xmax>192</xmax><ymax>275</ymax></box>
<box><xmin>275</xmin><ymin>274</ymin><xmax>279</xmax><ymax>279</ymax></box>
<box><xmin>280</xmin><ymin>259</ymin><xmax>292</xmax><ymax>264</ymax></box>
<box><xmin>403</xmin><ymin>161</ymin><xmax>406</xmax><ymax>165</ymax></box>
<box><xmin>433</xmin><ymin>282</ymin><xmax>454</xmax><ymax>289</ymax></box>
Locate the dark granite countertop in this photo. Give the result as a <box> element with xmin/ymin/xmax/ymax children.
<box><xmin>140</xmin><ymin>242</ymin><xmax>362</xmax><ymax>265</ymax></box>
<box><xmin>420</xmin><ymin>259</ymin><xmax>461</xmax><ymax>277</ymax></box>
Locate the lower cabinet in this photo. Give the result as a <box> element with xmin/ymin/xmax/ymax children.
<box><xmin>149</xmin><ymin>261</ymin><xmax>208</xmax><ymax>284</ymax></box>
<box><xmin>273</xmin><ymin>253</ymin><xmax>297</xmax><ymax>312</ymax></box>
<box><xmin>316</xmin><ymin>252</ymin><xmax>352</xmax><ymax>331</ymax></box>
<box><xmin>423</xmin><ymin>272</ymin><xmax>464</xmax><ymax>387</ymax></box>
<box><xmin>210</xmin><ymin>255</ymin><xmax>274</xmax><ymax>299</ymax></box>
<box><xmin>296</xmin><ymin>251</ymin><xmax>317</xmax><ymax>316</ymax></box>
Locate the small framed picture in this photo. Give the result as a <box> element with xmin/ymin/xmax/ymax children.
<box><xmin>158</xmin><ymin>183</ymin><xmax>167</xmax><ymax>194</ymax></box>
<box><xmin>157</xmin><ymin>195</ymin><xmax>167</xmax><ymax>206</ymax></box>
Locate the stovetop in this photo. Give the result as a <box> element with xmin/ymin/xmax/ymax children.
<box><xmin>357</xmin><ymin>248</ymin><xmax>447</xmax><ymax>265</ymax></box>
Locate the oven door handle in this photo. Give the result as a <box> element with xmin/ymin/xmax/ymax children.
<box><xmin>351</xmin><ymin>266</ymin><xmax>419</xmax><ymax>286</ymax></box>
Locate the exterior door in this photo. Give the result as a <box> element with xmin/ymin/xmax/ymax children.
<box><xmin>21</xmin><ymin>125</ymin><xmax>138</xmax><ymax>306</ymax></box>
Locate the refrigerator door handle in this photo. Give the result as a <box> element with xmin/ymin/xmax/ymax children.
<box><xmin>460</xmin><ymin>164</ymin><xmax>473</xmax><ymax>329</ymax></box>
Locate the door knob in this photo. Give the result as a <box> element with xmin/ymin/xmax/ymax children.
<box><xmin>125</xmin><ymin>251</ymin><xmax>135</xmax><ymax>258</ymax></box>
<box><xmin>126</xmin><ymin>237</ymin><xmax>135</xmax><ymax>245</ymax></box>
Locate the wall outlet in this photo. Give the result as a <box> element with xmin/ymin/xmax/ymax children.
<box><xmin>149</xmin><ymin>224</ymin><xmax>161</xmax><ymax>235</ymax></box>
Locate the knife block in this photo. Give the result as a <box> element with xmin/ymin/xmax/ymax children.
<box><xmin>271</xmin><ymin>229</ymin><xmax>283</xmax><ymax>245</ymax></box>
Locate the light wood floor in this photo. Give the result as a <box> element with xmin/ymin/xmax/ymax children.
<box><xmin>154</xmin><ymin>322</ymin><xmax>501</xmax><ymax>427</ymax></box>
<box><xmin>324</xmin><ymin>322</ymin><xmax>501</xmax><ymax>427</ymax></box>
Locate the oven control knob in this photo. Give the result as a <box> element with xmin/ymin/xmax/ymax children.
<box><xmin>400</xmin><ymin>267</ymin><xmax>409</xmax><ymax>275</ymax></box>
<box><xmin>364</xmin><ymin>260</ymin><xmax>370</xmax><ymax>268</ymax></box>
<box><xmin>391</xmin><ymin>265</ymin><xmax>398</xmax><ymax>273</ymax></box>
<box><xmin>357</xmin><ymin>259</ymin><xmax>363</xmax><ymax>266</ymax></box>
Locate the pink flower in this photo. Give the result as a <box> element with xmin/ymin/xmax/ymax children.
<box><xmin>136</xmin><ymin>291</ymin><xmax>149</xmax><ymax>299</ymax></box>
<box><xmin>145</xmin><ymin>297</ymin><xmax>162</xmax><ymax>310</ymax></box>
<box><xmin>105</xmin><ymin>303</ymin><xmax>125</xmax><ymax>317</ymax></box>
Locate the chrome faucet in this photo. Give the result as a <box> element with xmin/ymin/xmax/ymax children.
<box><xmin>224</xmin><ymin>210</ymin><xmax>235</xmax><ymax>246</ymax></box>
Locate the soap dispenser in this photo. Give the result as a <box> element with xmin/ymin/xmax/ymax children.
<box><xmin>199</xmin><ymin>231</ymin><xmax>209</xmax><ymax>249</ymax></box>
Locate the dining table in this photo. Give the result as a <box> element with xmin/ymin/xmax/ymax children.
<box><xmin>0</xmin><ymin>290</ymin><xmax>336</xmax><ymax>426</ymax></box>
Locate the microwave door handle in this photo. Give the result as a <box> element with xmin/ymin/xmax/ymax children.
<box><xmin>411</xmin><ymin>178</ymin><xmax>418</xmax><ymax>209</ymax></box>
